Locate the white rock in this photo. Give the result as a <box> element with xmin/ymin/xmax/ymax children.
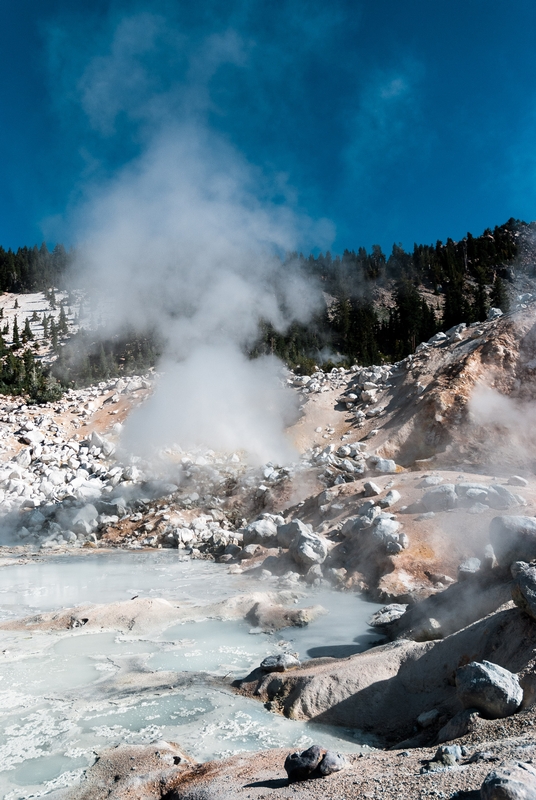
<box><xmin>363</xmin><ymin>481</ymin><xmax>381</xmax><ymax>497</ymax></box>
<box><xmin>379</xmin><ymin>489</ymin><xmax>401</xmax><ymax>508</ymax></box>
<box><xmin>369</xmin><ymin>456</ymin><xmax>397</xmax><ymax>473</ymax></box>
<box><xmin>20</xmin><ymin>430</ymin><xmax>45</xmax><ymax>445</ymax></box>
<box><xmin>14</xmin><ymin>448</ymin><xmax>32</xmax><ymax>467</ymax></box>
<box><xmin>508</xmin><ymin>476</ymin><xmax>528</xmax><ymax>487</ymax></box>
<box><xmin>290</xmin><ymin>530</ymin><xmax>329</xmax><ymax>567</ymax></box>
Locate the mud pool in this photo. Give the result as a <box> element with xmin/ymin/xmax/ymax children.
<box><xmin>0</xmin><ymin>552</ymin><xmax>383</xmax><ymax>799</ymax></box>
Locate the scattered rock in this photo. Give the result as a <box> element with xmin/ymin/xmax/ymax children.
<box><xmin>422</xmin><ymin>484</ymin><xmax>458</xmax><ymax>511</ymax></box>
<box><xmin>289</xmin><ymin>529</ymin><xmax>329</xmax><ymax>568</ymax></box>
<box><xmin>284</xmin><ymin>745</ymin><xmax>323</xmax><ymax>783</ymax></box>
<box><xmin>277</xmin><ymin>519</ymin><xmax>311</xmax><ymax>549</ymax></box>
<box><xmin>317</xmin><ymin>750</ymin><xmax>348</xmax><ymax>776</ymax></box>
<box><xmin>458</xmin><ymin>558</ymin><xmax>482</xmax><ymax>581</ymax></box>
<box><xmin>368</xmin><ymin>603</ymin><xmax>408</xmax><ymax>629</ymax></box>
<box><xmin>489</xmin><ymin>516</ymin><xmax>536</xmax><ymax>567</ymax></box>
<box><xmin>246</xmin><ymin>601</ymin><xmax>326</xmax><ymax>632</ymax></box>
<box><xmin>436</xmin><ymin>709</ymin><xmax>482</xmax><ymax>744</ymax></box>
<box><xmin>242</xmin><ymin>518</ymin><xmax>279</xmax><ymax>547</ymax></box>
<box><xmin>363</xmin><ymin>481</ymin><xmax>382</xmax><ymax>496</ymax></box>
<box><xmin>379</xmin><ymin>489</ymin><xmax>401</xmax><ymax>508</ymax></box>
<box><xmin>456</xmin><ymin>660</ymin><xmax>523</xmax><ymax>719</ymax></box>
<box><xmin>508</xmin><ymin>476</ymin><xmax>529</xmax><ymax>487</ymax></box>
<box><xmin>260</xmin><ymin>653</ymin><xmax>301</xmax><ymax>672</ymax></box>
<box><xmin>369</xmin><ymin>456</ymin><xmax>397</xmax><ymax>473</ymax></box>
<box><xmin>420</xmin><ymin>475</ymin><xmax>443</xmax><ymax>487</ymax></box>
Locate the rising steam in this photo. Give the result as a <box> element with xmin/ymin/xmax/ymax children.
<box><xmin>71</xmin><ymin>123</ymin><xmax>329</xmax><ymax>463</ymax></box>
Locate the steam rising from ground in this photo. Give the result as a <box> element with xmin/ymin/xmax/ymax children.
<box><xmin>73</xmin><ymin>125</ymin><xmax>328</xmax><ymax>463</ymax></box>
<box><xmin>469</xmin><ymin>382</ymin><xmax>536</xmax><ymax>468</ymax></box>
<box><xmin>469</xmin><ymin>384</ymin><xmax>527</xmax><ymax>429</ymax></box>
<box><xmin>122</xmin><ymin>348</ymin><xmax>299</xmax><ymax>463</ymax></box>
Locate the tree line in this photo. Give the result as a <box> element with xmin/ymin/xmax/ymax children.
<box><xmin>255</xmin><ymin>217</ymin><xmax>528</xmax><ymax>371</ymax></box>
<box><xmin>0</xmin><ymin>217</ymin><xmax>532</xmax><ymax>399</ymax></box>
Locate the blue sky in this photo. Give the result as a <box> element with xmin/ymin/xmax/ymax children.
<box><xmin>2</xmin><ymin>0</ymin><xmax>536</xmax><ymax>256</ymax></box>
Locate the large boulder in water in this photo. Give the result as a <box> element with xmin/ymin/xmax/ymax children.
<box><xmin>481</xmin><ymin>760</ymin><xmax>536</xmax><ymax>800</ymax></box>
<box><xmin>456</xmin><ymin>660</ymin><xmax>523</xmax><ymax>719</ymax></box>
<box><xmin>489</xmin><ymin>516</ymin><xmax>536</xmax><ymax>567</ymax></box>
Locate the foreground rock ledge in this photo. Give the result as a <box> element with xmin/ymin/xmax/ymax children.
<box><xmin>233</xmin><ymin>601</ymin><xmax>536</xmax><ymax>747</ymax></box>
<box><xmin>51</xmin><ymin>733</ymin><xmax>536</xmax><ymax>799</ymax></box>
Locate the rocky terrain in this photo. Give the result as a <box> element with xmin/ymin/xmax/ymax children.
<box><xmin>4</xmin><ymin>298</ymin><xmax>536</xmax><ymax>798</ymax></box>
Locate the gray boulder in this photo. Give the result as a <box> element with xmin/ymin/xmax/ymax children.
<box><xmin>379</xmin><ymin>489</ymin><xmax>401</xmax><ymax>508</ymax></box>
<box><xmin>14</xmin><ymin>448</ymin><xmax>32</xmax><ymax>467</ymax></box>
<box><xmin>456</xmin><ymin>660</ymin><xmax>523</xmax><ymax>719</ymax></box>
<box><xmin>260</xmin><ymin>653</ymin><xmax>300</xmax><ymax>672</ymax></box>
<box><xmin>508</xmin><ymin>476</ymin><xmax>528</xmax><ymax>487</ymax></box>
<box><xmin>368</xmin><ymin>603</ymin><xmax>408</xmax><ymax>629</ymax></box>
<box><xmin>363</xmin><ymin>481</ymin><xmax>381</xmax><ymax>496</ymax></box>
<box><xmin>436</xmin><ymin>709</ymin><xmax>481</xmax><ymax>744</ymax></box>
<box><xmin>71</xmin><ymin>504</ymin><xmax>99</xmax><ymax>534</ymax></box>
<box><xmin>481</xmin><ymin>761</ymin><xmax>536</xmax><ymax>800</ymax></box>
<box><xmin>243</xmin><ymin>518</ymin><xmax>278</xmax><ymax>546</ymax></box>
<box><xmin>277</xmin><ymin>519</ymin><xmax>311</xmax><ymax>549</ymax></box>
<box><xmin>318</xmin><ymin>751</ymin><xmax>347</xmax><ymax>776</ymax></box>
<box><xmin>372</xmin><ymin>516</ymin><xmax>400</xmax><ymax>539</ymax></box>
<box><xmin>369</xmin><ymin>456</ymin><xmax>397</xmax><ymax>474</ymax></box>
<box><xmin>489</xmin><ymin>516</ymin><xmax>536</xmax><ymax>567</ymax></box>
<box><xmin>290</xmin><ymin>530</ymin><xmax>329</xmax><ymax>567</ymax></box>
<box><xmin>305</xmin><ymin>564</ymin><xmax>324</xmax><ymax>585</ymax></box>
<box><xmin>433</xmin><ymin>744</ymin><xmax>463</xmax><ymax>766</ymax></box>
<box><xmin>368</xmin><ymin>516</ymin><xmax>407</xmax><ymax>554</ymax></box>
<box><xmin>422</xmin><ymin>484</ymin><xmax>458</xmax><ymax>511</ymax></box>
<box><xmin>487</xmin><ymin>485</ymin><xmax>519</xmax><ymax>510</ymax></box>
<box><xmin>284</xmin><ymin>745</ymin><xmax>323</xmax><ymax>783</ymax></box>
<box><xmin>511</xmin><ymin>561</ymin><xmax>536</xmax><ymax>620</ymax></box>
<box><xmin>458</xmin><ymin>557</ymin><xmax>482</xmax><ymax>581</ymax></box>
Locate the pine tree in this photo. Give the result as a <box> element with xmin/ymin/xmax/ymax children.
<box><xmin>23</xmin><ymin>348</ymin><xmax>37</xmax><ymax>392</ymax></box>
<box><xmin>472</xmin><ymin>269</ymin><xmax>489</xmax><ymax>322</ymax></box>
<box><xmin>22</xmin><ymin>317</ymin><xmax>33</xmax><ymax>342</ymax></box>
<box><xmin>49</xmin><ymin>318</ymin><xmax>58</xmax><ymax>351</ymax></box>
<box><xmin>42</xmin><ymin>314</ymin><xmax>48</xmax><ymax>336</ymax></box>
<box><xmin>14</xmin><ymin>298</ymin><xmax>18</xmax><ymax>309</ymax></box>
<box><xmin>12</xmin><ymin>316</ymin><xmax>20</xmax><ymax>348</ymax></box>
<box><xmin>58</xmin><ymin>305</ymin><xmax>68</xmax><ymax>334</ymax></box>
<box><xmin>491</xmin><ymin>275</ymin><xmax>509</xmax><ymax>312</ymax></box>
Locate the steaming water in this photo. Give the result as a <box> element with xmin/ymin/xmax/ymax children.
<box><xmin>0</xmin><ymin>552</ymin><xmax>383</xmax><ymax>799</ymax></box>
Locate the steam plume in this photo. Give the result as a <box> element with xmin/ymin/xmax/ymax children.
<box><xmin>72</xmin><ymin>125</ymin><xmax>329</xmax><ymax>463</ymax></box>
